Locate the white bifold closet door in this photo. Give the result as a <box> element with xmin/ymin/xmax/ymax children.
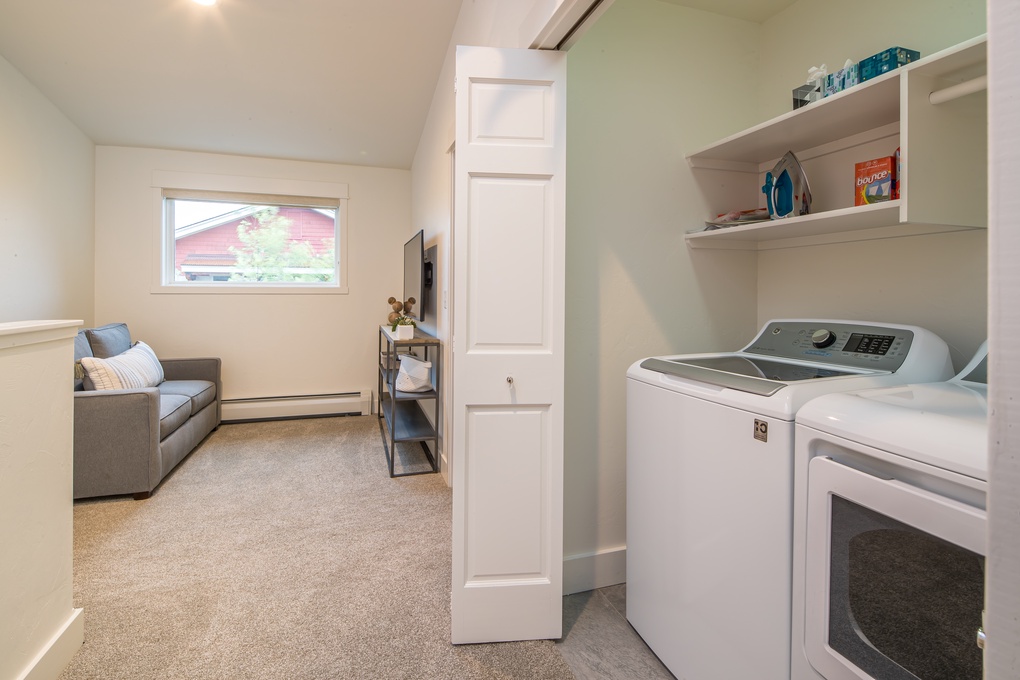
<box><xmin>451</xmin><ymin>45</ymin><xmax>567</xmax><ymax>644</ymax></box>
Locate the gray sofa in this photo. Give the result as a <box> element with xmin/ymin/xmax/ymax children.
<box><xmin>73</xmin><ymin>323</ymin><xmax>221</xmax><ymax>500</ymax></box>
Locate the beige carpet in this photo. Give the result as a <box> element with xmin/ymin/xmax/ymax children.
<box><xmin>60</xmin><ymin>416</ymin><xmax>574</xmax><ymax>679</ymax></box>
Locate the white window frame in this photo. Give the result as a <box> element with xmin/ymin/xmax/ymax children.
<box><xmin>151</xmin><ymin>170</ymin><xmax>349</xmax><ymax>295</ymax></box>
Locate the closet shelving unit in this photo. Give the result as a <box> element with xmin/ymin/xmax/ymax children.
<box><xmin>685</xmin><ymin>35</ymin><xmax>988</xmax><ymax>250</ymax></box>
<box><xmin>377</xmin><ymin>324</ymin><xmax>440</xmax><ymax>477</ymax></box>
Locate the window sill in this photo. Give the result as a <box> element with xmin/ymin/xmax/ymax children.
<box><xmin>151</xmin><ymin>284</ymin><xmax>350</xmax><ymax>295</ymax></box>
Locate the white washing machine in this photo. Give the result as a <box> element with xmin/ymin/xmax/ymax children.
<box><xmin>626</xmin><ymin>319</ymin><xmax>954</xmax><ymax>680</ymax></box>
<box><xmin>791</xmin><ymin>342</ymin><xmax>989</xmax><ymax>680</ymax></box>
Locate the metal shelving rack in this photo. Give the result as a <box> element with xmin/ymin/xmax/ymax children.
<box><xmin>377</xmin><ymin>324</ymin><xmax>440</xmax><ymax>477</ymax></box>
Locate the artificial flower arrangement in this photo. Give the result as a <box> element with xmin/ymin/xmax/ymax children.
<box><xmin>391</xmin><ymin>315</ymin><xmax>416</xmax><ymax>331</ymax></box>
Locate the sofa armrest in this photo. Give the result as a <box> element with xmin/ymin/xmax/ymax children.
<box><xmin>73</xmin><ymin>388</ymin><xmax>161</xmax><ymax>499</ymax></box>
<box><xmin>160</xmin><ymin>357</ymin><xmax>221</xmax><ymax>383</ymax></box>
<box><xmin>160</xmin><ymin>357</ymin><xmax>222</xmax><ymax>424</ymax></box>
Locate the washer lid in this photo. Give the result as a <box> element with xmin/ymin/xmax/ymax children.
<box><xmin>640</xmin><ymin>354</ymin><xmax>867</xmax><ymax>396</ymax></box>
<box><xmin>799</xmin><ymin>381</ymin><xmax>989</xmax><ymax>481</ymax></box>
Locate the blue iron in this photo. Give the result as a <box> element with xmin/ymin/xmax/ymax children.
<box><xmin>762</xmin><ymin>151</ymin><xmax>812</xmax><ymax>219</ymax></box>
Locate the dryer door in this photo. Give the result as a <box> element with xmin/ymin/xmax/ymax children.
<box><xmin>804</xmin><ymin>456</ymin><xmax>986</xmax><ymax>680</ymax></box>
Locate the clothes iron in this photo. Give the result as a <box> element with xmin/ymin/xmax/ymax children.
<box><xmin>762</xmin><ymin>151</ymin><xmax>812</xmax><ymax>219</ymax></box>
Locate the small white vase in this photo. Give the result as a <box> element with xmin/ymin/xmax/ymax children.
<box><xmin>396</xmin><ymin>324</ymin><xmax>414</xmax><ymax>340</ymax></box>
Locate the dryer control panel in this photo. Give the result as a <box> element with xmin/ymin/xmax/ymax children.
<box><xmin>744</xmin><ymin>320</ymin><xmax>915</xmax><ymax>372</ymax></box>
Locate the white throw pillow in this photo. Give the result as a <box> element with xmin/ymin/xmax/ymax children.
<box><xmin>80</xmin><ymin>341</ymin><xmax>165</xmax><ymax>390</ymax></box>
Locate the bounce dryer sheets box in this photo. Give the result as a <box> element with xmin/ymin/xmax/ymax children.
<box><xmin>855</xmin><ymin>155</ymin><xmax>897</xmax><ymax>206</ymax></box>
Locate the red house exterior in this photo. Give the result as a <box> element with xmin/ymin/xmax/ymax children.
<box><xmin>174</xmin><ymin>206</ymin><xmax>335</xmax><ymax>282</ymax></box>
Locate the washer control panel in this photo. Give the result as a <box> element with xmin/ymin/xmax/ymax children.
<box><xmin>744</xmin><ymin>320</ymin><xmax>914</xmax><ymax>371</ymax></box>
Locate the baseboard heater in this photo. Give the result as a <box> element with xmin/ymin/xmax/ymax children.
<box><xmin>221</xmin><ymin>391</ymin><xmax>372</xmax><ymax>422</ymax></box>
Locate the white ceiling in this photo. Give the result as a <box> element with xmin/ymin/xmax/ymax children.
<box><xmin>0</xmin><ymin>0</ymin><xmax>462</xmax><ymax>169</ymax></box>
<box><xmin>0</xmin><ymin>0</ymin><xmax>792</xmax><ymax>170</ymax></box>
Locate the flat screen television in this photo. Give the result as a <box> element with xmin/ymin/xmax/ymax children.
<box><xmin>403</xmin><ymin>230</ymin><xmax>425</xmax><ymax>323</ymax></box>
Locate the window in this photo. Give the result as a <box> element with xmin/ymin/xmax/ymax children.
<box><xmin>158</xmin><ymin>183</ymin><xmax>347</xmax><ymax>293</ymax></box>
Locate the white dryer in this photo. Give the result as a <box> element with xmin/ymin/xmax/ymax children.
<box><xmin>791</xmin><ymin>342</ymin><xmax>989</xmax><ymax>680</ymax></box>
<box><xmin>626</xmin><ymin>319</ymin><xmax>954</xmax><ymax>680</ymax></box>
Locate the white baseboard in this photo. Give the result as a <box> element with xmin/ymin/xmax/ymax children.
<box><xmin>18</xmin><ymin>607</ymin><xmax>83</xmax><ymax>680</ymax></box>
<box><xmin>221</xmin><ymin>391</ymin><xmax>371</xmax><ymax>422</ymax></box>
<box><xmin>563</xmin><ymin>545</ymin><xmax>626</xmax><ymax>595</ymax></box>
<box><xmin>440</xmin><ymin>451</ymin><xmax>451</xmax><ymax>486</ymax></box>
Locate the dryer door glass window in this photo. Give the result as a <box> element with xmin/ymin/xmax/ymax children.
<box><xmin>828</xmin><ymin>495</ymin><xmax>984</xmax><ymax>680</ymax></box>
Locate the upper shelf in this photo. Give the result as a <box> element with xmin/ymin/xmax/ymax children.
<box><xmin>686</xmin><ymin>34</ymin><xmax>986</xmax><ymax>172</ymax></box>
<box><xmin>684</xmin><ymin>34</ymin><xmax>987</xmax><ymax>249</ymax></box>
<box><xmin>687</xmin><ymin>75</ymin><xmax>900</xmax><ymax>172</ymax></box>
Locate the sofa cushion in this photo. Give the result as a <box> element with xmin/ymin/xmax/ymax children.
<box><xmin>80</xmin><ymin>341</ymin><xmax>165</xmax><ymax>390</ymax></box>
<box><xmin>74</xmin><ymin>331</ymin><xmax>93</xmax><ymax>391</ymax></box>
<box><xmin>159</xmin><ymin>394</ymin><xmax>192</xmax><ymax>440</ymax></box>
<box><xmin>85</xmin><ymin>322</ymin><xmax>132</xmax><ymax>359</ymax></box>
<box><xmin>159</xmin><ymin>380</ymin><xmax>217</xmax><ymax>414</ymax></box>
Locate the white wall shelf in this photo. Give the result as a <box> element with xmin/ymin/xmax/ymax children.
<box><xmin>685</xmin><ymin>35</ymin><xmax>987</xmax><ymax>250</ymax></box>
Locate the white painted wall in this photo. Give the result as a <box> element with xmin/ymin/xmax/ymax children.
<box><xmin>758</xmin><ymin>231</ymin><xmax>987</xmax><ymax>370</ymax></box>
<box><xmin>757</xmin><ymin>0</ymin><xmax>987</xmax><ymax>123</ymax></box>
<box><xmin>561</xmin><ymin>0</ymin><xmax>760</xmax><ymax>592</ymax></box>
<box><xmin>0</xmin><ymin>54</ymin><xmax>94</xmax><ymax>325</ymax></box>
<box><xmin>94</xmin><ymin>146</ymin><xmax>410</xmax><ymax>402</ymax></box>
<box><xmin>756</xmin><ymin>0</ymin><xmax>988</xmax><ymax>370</ymax></box>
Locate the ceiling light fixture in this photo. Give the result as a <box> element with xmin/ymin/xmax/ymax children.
<box><xmin>192</xmin><ymin>0</ymin><xmax>217</xmax><ymax>6</ymax></box>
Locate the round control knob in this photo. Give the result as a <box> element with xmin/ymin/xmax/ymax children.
<box><xmin>811</xmin><ymin>329</ymin><xmax>836</xmax><ymax>348</ymax></box>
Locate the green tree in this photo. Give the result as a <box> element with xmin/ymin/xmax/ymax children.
<box><xmin>282</xmin><ymin>238</ymin><xmax>336</xmax><ymax>282</ymax></box>
<box><xmin>229</xmin><ymin>208</ymin><xmax>335</xmax><ymax>282</ymax></box>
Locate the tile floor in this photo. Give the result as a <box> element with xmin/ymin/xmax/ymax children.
<box><xmin>557</xmin><ymin>585</ymin><xmax>676</xmax><ymax>679</ymax></box>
